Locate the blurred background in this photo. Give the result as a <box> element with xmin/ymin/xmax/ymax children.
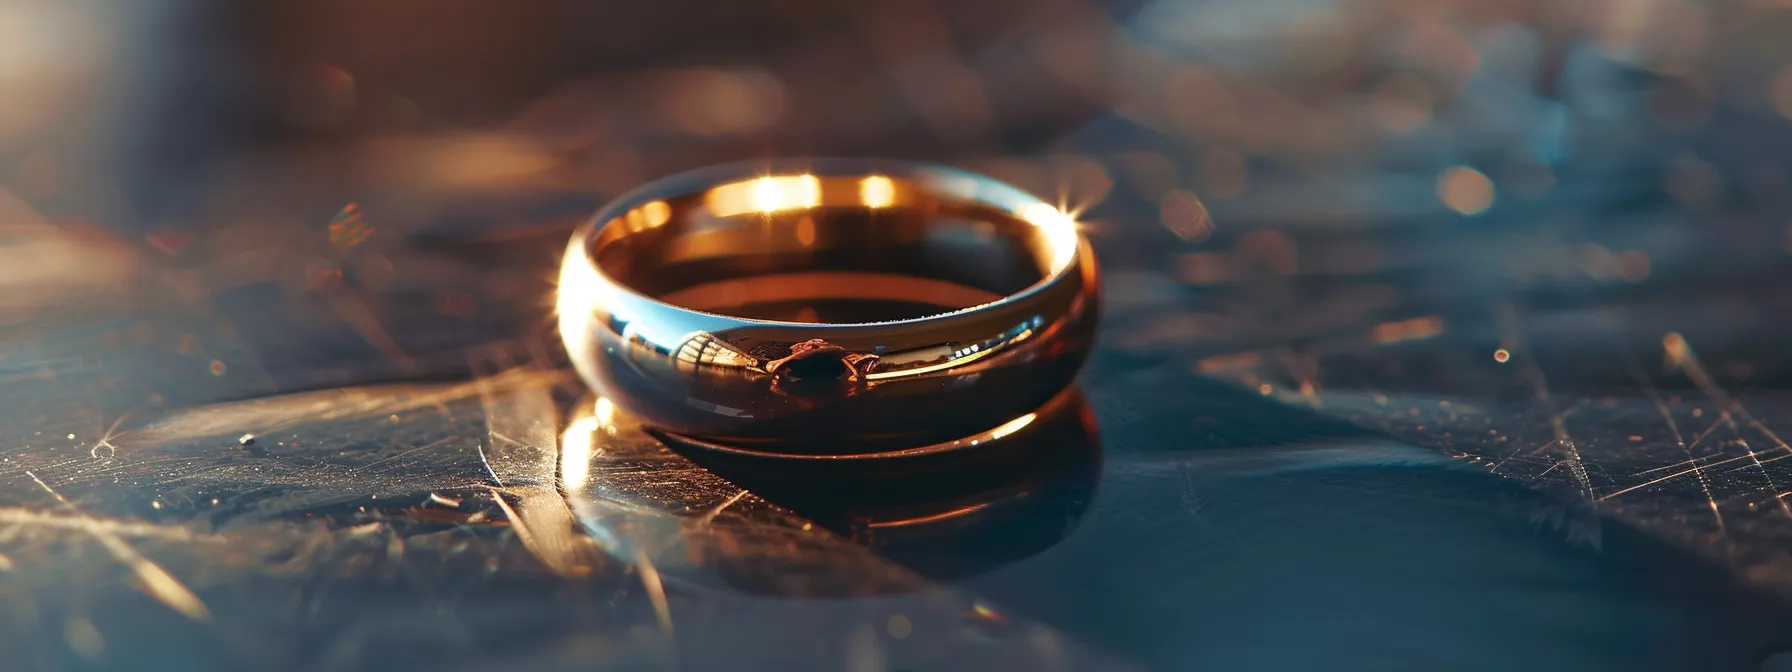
<box><xmin>8</xmin><ymin>0</ymin><xmax>1792</xmax><ymax>669</ymax></box>
<box><xmin>11</xmin><ymin>0</ymin><xmax>1792</xmax><ymax>370</ymax></box>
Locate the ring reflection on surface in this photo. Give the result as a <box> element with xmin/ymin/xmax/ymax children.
<box><xmin>560</xmin><ymin>387</ymin><xmax>1099</xmax><ymax>596</ymax></box>
<box><xmin>556</xmin><ymin>159</ymin><xmax>1100</xmax><ymax>455</ymax></box>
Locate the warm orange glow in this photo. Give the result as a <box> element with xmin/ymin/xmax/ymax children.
<box><xmin>556</xmin><ymin>244</ymin><xmax>622</xmax><ymax>357</ymax></box>
<box><xmin>1663</xmin><ymin>331</ymin><xmax>1689</xmax><ymax>367</ymax></box>
<box><xmin>626</xmin><ymin>200</ymin><xmax>672</xmax><ymax>230</ymax></box>
<box><xmin>1018</xmin><ymin>202</ymin><xmax>1080</xmax><ymax>271</ymax></box>
<box><xmin>794</xmin><ymin>216</ymin><xmax>816</xmax><ymax>247</ymax></box>
<box><xmin>860</xmin><ymin>175</ymin><xmax>896</xmax><ymax>208</ymax></box>
<box><xmin>866</xmin><ymin>502</ymin><xmax>995</xmax><ymax>528</ymax></box>
<box><xmin>557</xmin><ymin>242</ymin><xmax>692</xmax><ymax>351</ymax></box>
<box><xmin>1373</xmin><ymin>315</ymin><xmax>1444</xmax><ymax>343</ymax></box>
<box><xmin>988</xmin><ymin>413</ymin><xmax>1037</xmax><ymax>440</ymax></box>
<box><xmin>418</xmin><ymin>137</ymin><xmax>559</xmax><ymax>188</ymax></box>
<box><xmin>705</xmin><ymin>174</ymin><xmax>822</xmax><ymax>217</ymax></box>
<box><xmin>1198</xmin><ymin>351</ymin><xmax>1264</xmax><ymax>373</ymax></box>
<box><xmin>560</xmin><ymin>415</ymin><xmax>598</xmax><ymax>490</ymax></box>
<box><xmin>1438</xmin><ymin>166</ymin><xmax>1494</xmax><ymax>216</ymax></box>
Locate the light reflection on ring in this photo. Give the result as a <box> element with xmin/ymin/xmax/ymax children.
<box><xmin>555</xmin><ymin>159</ymin><xmax>1101</xmax><ymax>456</ymax></box>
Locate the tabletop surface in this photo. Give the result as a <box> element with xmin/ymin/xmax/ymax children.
<box><xmin>4</xmin><ymin>1</ymin><xmax>1792</xmax><ymax>670</ymax></box>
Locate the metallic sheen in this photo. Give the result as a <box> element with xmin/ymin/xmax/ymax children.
<box><xmin>557</xmin><ymin>159</ymin><xmax>1100</xmax><ymax>455</ymax></box>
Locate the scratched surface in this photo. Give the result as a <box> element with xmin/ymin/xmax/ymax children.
<box><xmin>8</xmin><ymin>0</ymin><xmax>1792</xmax><ymax>669</ymax></box>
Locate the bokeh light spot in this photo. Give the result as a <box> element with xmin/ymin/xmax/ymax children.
<box><xmin>1437</xmin><ymin>167</ymin><xmax>1494</xmax><ymax>216</ymax></box>
<box><xmin>1159</xmin><ymin>189</ymin><xmax>1212</xmax><ymax>242</ymax></box>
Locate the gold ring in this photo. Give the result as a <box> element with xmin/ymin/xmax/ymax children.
<box><xmin>556</xmin><ymin>159</ymin><xmax>1100</xmax><ymax>455</ymax></box>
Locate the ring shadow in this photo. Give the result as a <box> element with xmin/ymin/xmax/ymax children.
<box><xmin>663</xmin><ymin>387</ymin><xmax>1103</xmax><ymax>583</ymax></box>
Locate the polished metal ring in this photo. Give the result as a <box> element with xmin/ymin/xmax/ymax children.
<box><xmin>556</xmin><ymin>159</ymin><xmax>1100</xmax><ymax>455</ymax></box>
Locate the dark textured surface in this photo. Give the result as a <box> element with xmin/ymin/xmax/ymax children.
<box><xmin>6</xmin><ymin>0</ymin><xmax>1792</xmax><ymax>669</ymax></box>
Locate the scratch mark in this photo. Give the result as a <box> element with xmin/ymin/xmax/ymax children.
<box><xmin>1664</xmin><ymin>333</ymin><xmax>1792</xmax><ymax>518</ymax></box>
<box><xmin>1753</xmin><ymin>451</ymin><xmax>1792</xmax><ymax>467</ymax></box>
<box><xmin>1628</xmin><ymin>451</ymin><xmax>1741</xmax><ymax>480</ymax></box>
<box><xmin>346</xmin><ymin>438</ymin><xmax>454</xmax><ymax>475</ymax></box>
<box><xmin>473</xmin><ymin>361</ymin><xmax>558</xmax><ymax>486</ymax></box>
<box><xmin>1614</xmin><ymin>332</ymin><xmax>1723</xmax><ymax>533</ymax></box>
<box><xmin>1527</xmin><ymin>437</ymin><xmax>1561</xmax><ymax>456</ymax></box>
<box><xmin>488</xmin><ymin>431</ymin><xmax>530</xmax><ymax>450</ymax></box>
<box><xmin>1628</xmin><ymin>456</ymin><xmax>1705</xmax><ymax>477</ymax></box>
<box><xmin>1490</xmin><ymin>399</ymin><xmax>1540</xmax><ymax>474</ymax></box>
<box><xmin>1599</xmin><ymin>453</ymin><xmax>1755</xmax><ymax>502</ymax></box>
<box><xmin>1686</xmin><ymin>415</ymin><xmax>1728</xmax><ymax>453</ymax></box>
<box><xmin>696</xmin><ymin>491</ymin><xmax>749</xmax><ymax>528</ymax></box>
<box><xmin>1499</xmin><ymin>304</ymin><xmax>1594</xmax><ymax>502</ymax></box>
<box><xmin>25</xmin><ymin>471</ymin><xmax>210</xmax><ymax>621</ymax></box>
<box><xmin>476</xmin><ymin>445</ymin><xmax>504</xmax><ymax>487</ymax></box>
<box><xmin>110</xmin><ymin>370</ymin><xmax>567</xmax><ymax>451</ymax></box>
<box><xmin>471</xmin><ymin>364</ymin><xmax>588</xmax><ymax>577</ymax></box>
<box><xmin>1488</xmin><ymin>444</ymin><xmax>1528</xmax><ymax>473</ymax></box>
<box><xmin>487</xmin><ymin>487</ymin><xmax>590</xmax><ymax>577</ymax></box>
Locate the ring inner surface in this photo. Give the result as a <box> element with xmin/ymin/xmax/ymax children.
<box><xmin>592</xmin><ymin>175</ymin><xmax>1057</xmax><ymax>324</ymax></box>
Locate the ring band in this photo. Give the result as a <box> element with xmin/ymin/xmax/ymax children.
<box><xmin>556</xmin><ymin>159</ymin><xmax>1100</xmax><ymax>455</ymax></box>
